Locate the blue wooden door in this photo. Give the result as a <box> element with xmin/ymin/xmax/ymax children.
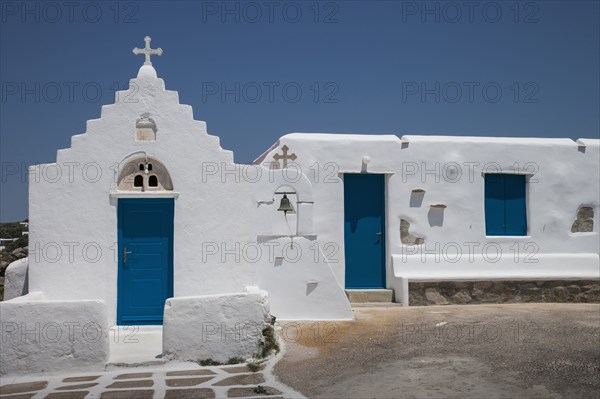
<box><xmin>118</xmin><ymin>198</ymin><xmax>174</xmax><ymax>325</ymax></box>
<box><xmin>344</xmin><ymin>174</ymin><xmax>386</xmax><ymax>288</ymax></box>
<box><xmin>485</xmin><ymin>174</ymin><xmax>527</xmax><ymax>236</ymax></box>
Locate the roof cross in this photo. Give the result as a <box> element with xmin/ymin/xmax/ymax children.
<box><xmin>133</xmin><ymin>36</ymin><xmax>163</xmax><ymax>66</ymax></box>
<box><xmin>273</xmin><ymin>145</ymin><xmax>297</xmax><ymax>168</ymax></box>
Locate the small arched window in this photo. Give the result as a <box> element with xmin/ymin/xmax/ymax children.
<box><xmin>117</xmin><ymin>157</ymin><xmax>173</xmax><ymax>192</ymax></box>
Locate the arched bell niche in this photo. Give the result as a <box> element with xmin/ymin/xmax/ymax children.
<box><xmin>117</xmin><ymin>157</ymin><xmax>173</xmax><ymax>192</ymax></box>
<box><xmin>255</xmin><ymin>173</ymin><xmax>315</xmax><ymax>237</ymax></box>
<box><xmin>271</xmin><ymin>185</ymin><xmax>298</xmax><ymax>236</ymax></box>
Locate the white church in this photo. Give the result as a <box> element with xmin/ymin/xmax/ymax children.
<box><xmin>2</xmin><ymin>37</ymin><xmax>599</xmax><ymax>375</ymax></box>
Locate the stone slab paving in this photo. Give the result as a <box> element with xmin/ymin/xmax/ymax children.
<box><xmin>164</xmin><ymin>377</ymin><xmax>214</xmax><ymax>387</ymax></box>
<box><xmin>55</xmin><ymin>384</ymin><xmax>98</xmax><ymax>391</ymax></box>
<box><xmin>0</xmin><ymin>351</ymin><xmax>305</xmax><ymax>399</ymax></box>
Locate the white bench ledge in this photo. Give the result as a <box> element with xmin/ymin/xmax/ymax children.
<box><xmin>391</xmin><ymin>253</ymin><xmax>600</xmax><ymax>306</ymax></box>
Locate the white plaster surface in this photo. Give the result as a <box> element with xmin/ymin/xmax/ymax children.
<box><xmin>256</xmin><ymin>134</ymin><xmax>600</xmax><ymax>300</ymax></box>
<box><xmin>251</xmin><ymin>167</ymin><xmax>352</xmax><ymax>319</ymax></box>
<box><xmin>256</xmin><ymin>237</ymin><xmax>353</xmax><ymax>320</ymax></box>
<box><xmin>26</xmin><ymin>64</ymin><xmax>354</xmax><ymax>323</ymax></box>
<box><xmin>0</xmin><ymin>296</ymin><xmax>109</xmax><ymax>376</ymax></box>
<box><xmin>162</xmin><ymin>290</ymin><xmax>272</xmax><ymax>363</ymax></box>
<box><xmin>3</xmin><ymin>257</ymin><xmax>28</xmax><ymax>300</ymax></box>
<box><xmin>108</xmin><ymin>326</ymin><xmax>163</xmax><ymax>365</ymax></box>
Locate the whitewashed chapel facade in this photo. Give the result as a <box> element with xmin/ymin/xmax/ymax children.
<box><xmin>2</xmin><ymin>37</ymin><xmax>599</xmax><ymax>375</ymax></box>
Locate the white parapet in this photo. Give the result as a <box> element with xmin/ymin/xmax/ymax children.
<box><xmin>162</xmin><ymin>289</ymin><xmax>272</xmax><ymax>363</ymax></box>
<box><xmin>0</xmin><ymin>294</ymin><xmax>110</xmax><ymax>375</ymax></box>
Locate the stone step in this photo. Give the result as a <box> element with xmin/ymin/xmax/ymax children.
<box><xmin>345</xmin><ymin>289</ymin><xmax>395</xmax><ymax>303</ymax></box>
<box><xmin>351</xmin><ymin>302</ymin><xmax>404</xmax><ymax>308</ymax></box>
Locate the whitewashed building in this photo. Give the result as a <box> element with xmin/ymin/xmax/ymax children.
<box><xmin>2</xmin><ymin>37</ymin><xmax>599</xmax><ymax>375</ymax></box>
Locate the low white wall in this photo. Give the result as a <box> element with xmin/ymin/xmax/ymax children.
<box><xmin>3</xmin><ymin>257</ymin><xmax>28</xmax><ymax>301</ymax></box>
<box><xmin>0</xmin><ymin>294</ymin><xmax>110</xmax><ymax>375</ymax></box>
<box><xmin>163</xmin><ymin>290</ymin><xmax>271</xmax><ymax>363</ymax></box>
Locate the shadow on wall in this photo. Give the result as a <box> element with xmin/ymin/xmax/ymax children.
<box><xmin>306</xmin><ymin>281</ymin><xmax>318</xmax><ymax>295</ymax></box>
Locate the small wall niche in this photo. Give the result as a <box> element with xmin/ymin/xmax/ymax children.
<box><xmin>135</xmin><ymin>113</ymin><xmax>157</xmax><ymax>141</ymax></box>
<box><xmin>400</xmin><ymin>219</ymin><xmax>424</xmax><ymax>245</ymax></box>
<box><xmin>571</xmin><ymin>206</ymin><xmax>594</xmax><ymax>233</ymax></box>
<box><xmin>410</xmin><ymin>189</ymin><xmax>425</xmax><ymax>207</ymax></box>
<box><xmin>428</xmin><ymin>204</ymin><xmax>446</xmax><ymax>227</ymax></box>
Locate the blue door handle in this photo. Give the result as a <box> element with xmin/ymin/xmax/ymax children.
<box><xmin>375</xmin><ymin>232</ymin><xmax>383</xmax><ymax>243</ymax></box>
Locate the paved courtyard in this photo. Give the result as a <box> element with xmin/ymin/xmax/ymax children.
<box><xmin>275</xmin><ymin>303</ymin><xmax>600</xmax><ymax>398</ymax></box>
<box><xmin>2</xmin><ymin>303</ymin><xmax>599</xmax><ymax>399</ymax></box>
<box><xmin>0</xmin><ymin>354</ymin><xmax>304</xmax><ymax>399</ymax></box>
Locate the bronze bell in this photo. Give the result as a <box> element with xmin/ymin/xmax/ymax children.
<box><xmin>277</xmin><ymin>194</ymin><xmax>294</xmax><ymax>213</ymax></box>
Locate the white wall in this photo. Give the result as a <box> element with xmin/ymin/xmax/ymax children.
<box><xmin>255</xmin><ymin>134</ymin><xmax>600</xmax><ymax>291</ymax></box>
<box><xmin>163</xmin><ymin>290</ymin><xmax>271</xmax><ymax>362</ymax></box>
<box><xmin>250</xmin><ymin>168</ymin><xmax>353</xmax><ymax>319</ymax></box>
<box><xmin>0</xmin><ymin>294</ymin><xmax>109</xmax><ymax>376</ymax></box>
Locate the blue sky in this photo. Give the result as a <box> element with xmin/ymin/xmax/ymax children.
<box><xmin>1</xmin><ymin>0</ymin><xmax>599</xmax><ymax>222</ymax></box>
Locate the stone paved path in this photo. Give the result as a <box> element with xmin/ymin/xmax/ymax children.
<box><xmin>0</xmin><ymin>351</ymin><xmax>304</xmax><ymax>399</ymax></box>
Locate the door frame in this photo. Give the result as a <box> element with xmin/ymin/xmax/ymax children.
<box><xmin>117</xmin><ymin>197</ymin><xmax>174</xmax><ymax>325</ymax></box>
<box><xmin>343</xmin><ymin>173</ymin><xmax>387</xmax><ymax>289</ymax></box>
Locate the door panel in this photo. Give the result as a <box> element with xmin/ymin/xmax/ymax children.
<box><xmin>504</xmin><ymin>174</ymin><xmax>527</xmax><ymax>235</ymax></box>
<box><xmin>484</xmin><ymin>174</ymin><xmax>506</xmax><ymax>235</ymax></box>
<box><xmin>344</xmin><ymin>174</ymin><xmax>386</xmax><ymax>289</ymax></box>
<box><xmin>117</xmin><ymin>198</ymin><xmax>174</xmax><ymax>325</ymax></box>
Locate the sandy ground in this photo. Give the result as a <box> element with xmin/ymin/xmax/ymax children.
<box><xmin>274</xmin><ymin>303</ymin><xmax>600</xmax><ymax>399</ymax></box>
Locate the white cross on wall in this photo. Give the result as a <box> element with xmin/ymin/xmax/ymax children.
<box><xmin>133</xmin><ymin>36</ymin><xmax>163</xmax><ymax>66</ymax></box>
<box><xmin>273</xmin><ymin>145</ymin><xmax>297</xmax><ymax>168</ymax></box>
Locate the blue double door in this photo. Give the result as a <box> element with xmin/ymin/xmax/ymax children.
<box><xmin>118</xmin><ymin>198</ymin><xmax>174</xmax><ymax>325</ymax></box>
<box><xmin>344</xmin><ymin>174</ymin><xmax>386</xmax><ymax>289</ymax></box>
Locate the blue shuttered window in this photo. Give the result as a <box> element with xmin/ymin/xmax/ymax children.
<box><xmin>484</xmin><ymin>174</ymin><xmax>527</xmax><ymax>236</ymax></box>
